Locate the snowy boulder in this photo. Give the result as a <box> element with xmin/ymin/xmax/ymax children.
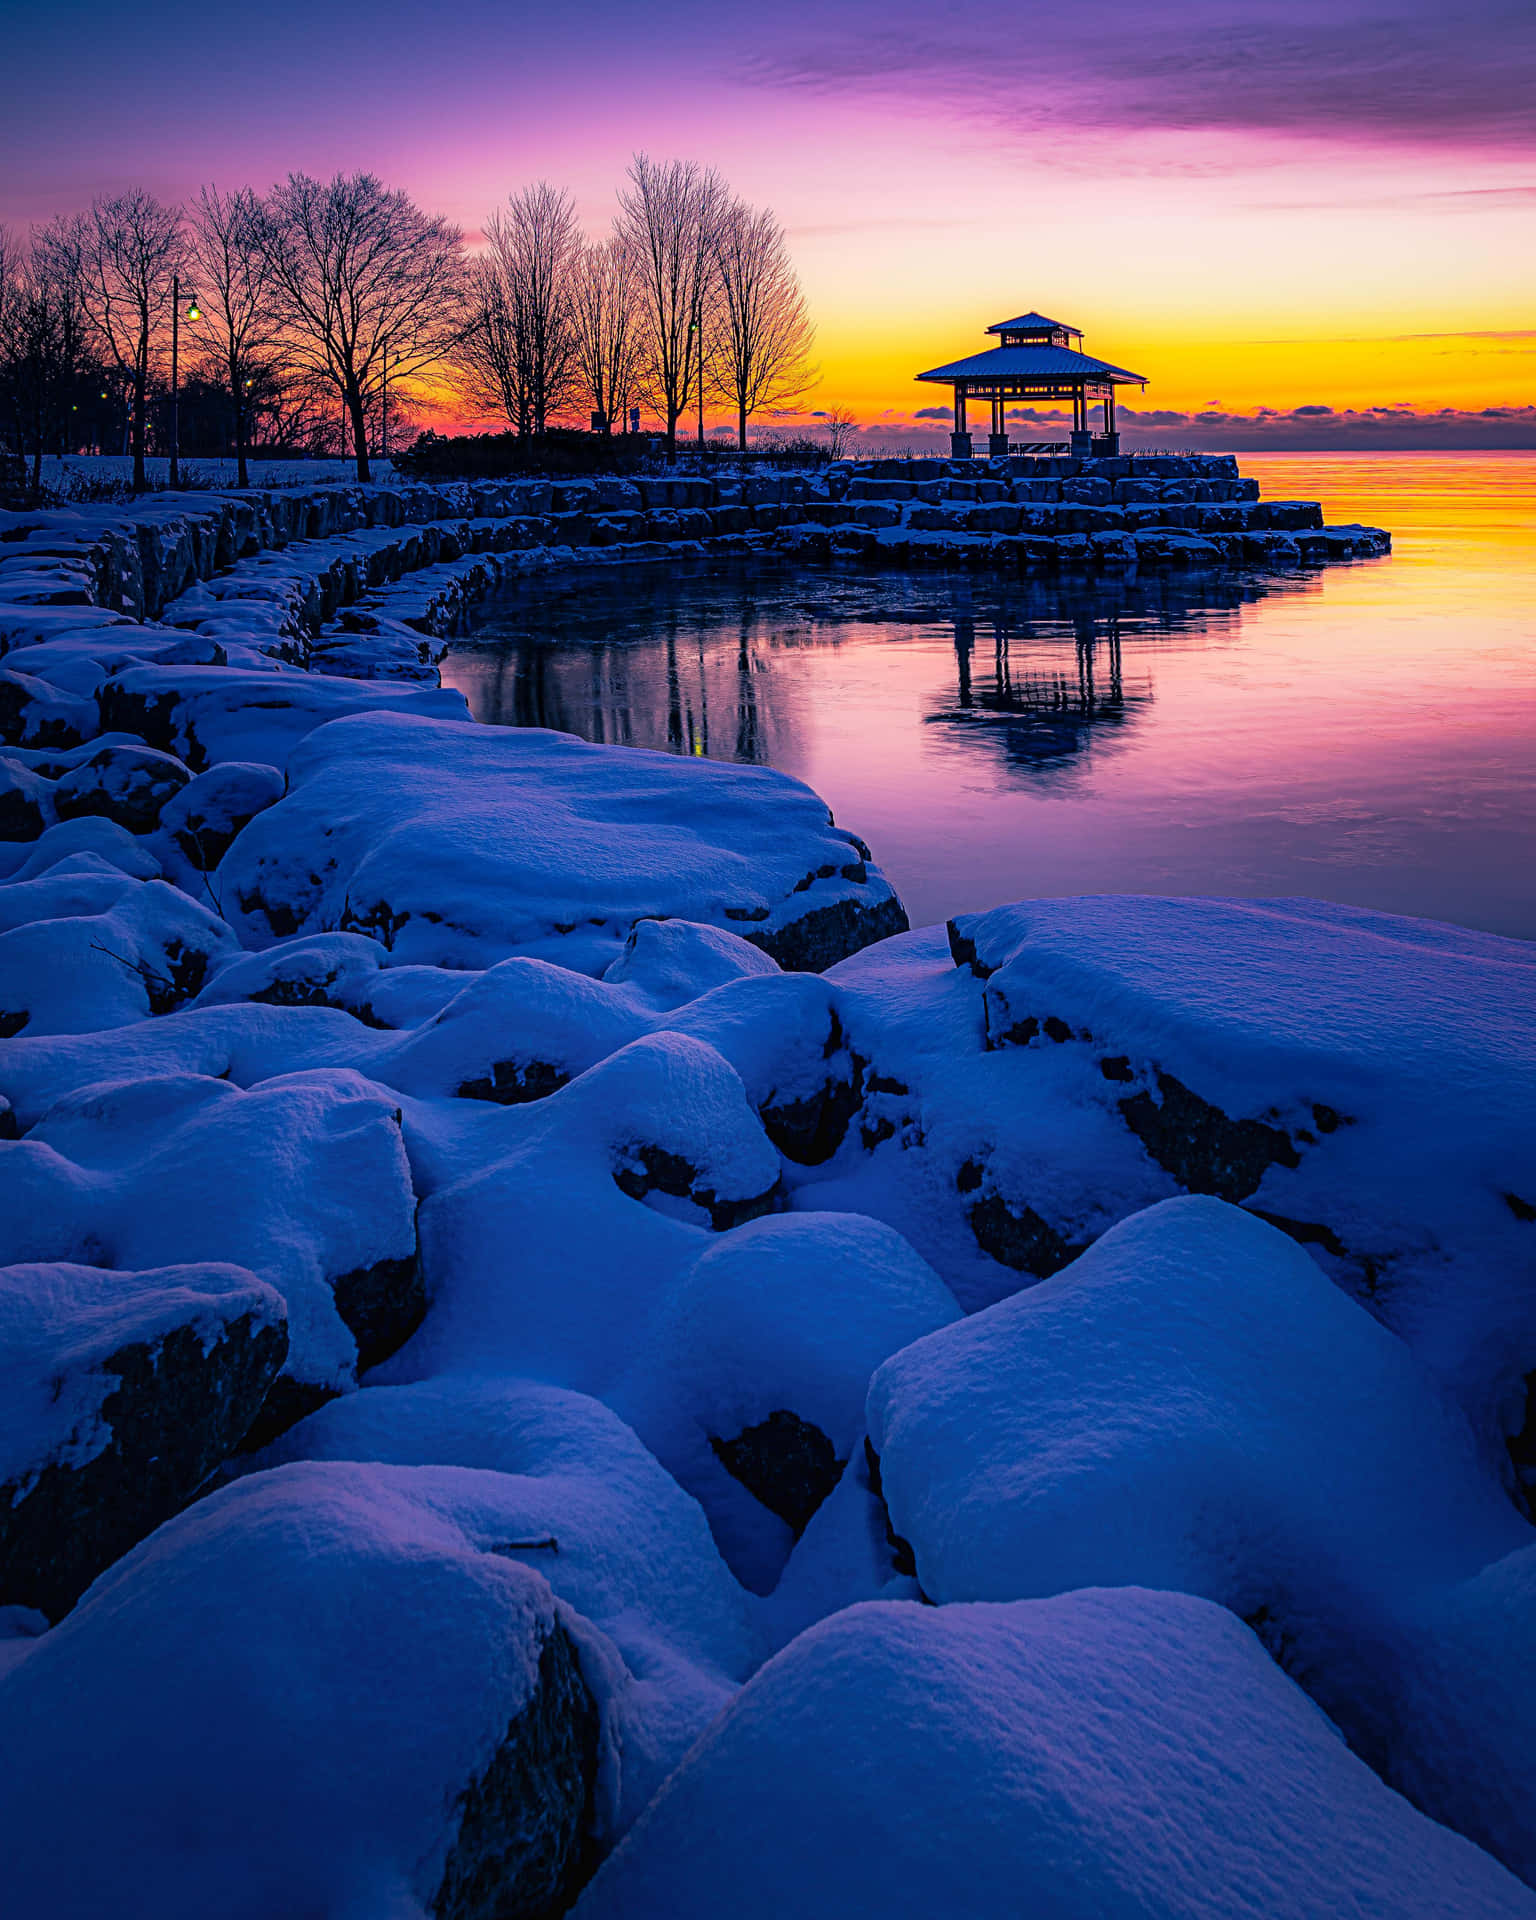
<box><xmin>946</xmin><ymin>896</ymin><xmax>1536</xmax><ymax>1441</ymax></box>
<box><xmin>602</xmin><ymin>916</ymin><xmax>782</xmax><ymax>1010</ymax></box>
<box><xmin>0</xmin><ymin>871</ymin><xmax>237</xmax><ymax>1034</ymax></box>
<box><xmin>867</xmin><ymin>1197</ymin><xmax>1536</xmax><ymax>1881</ymax></box>
<box><xmin>51</xmin><ymin>742</ymin><xmax>191</xmax><ymax>835</ymax></box>
<box><xmin>0</xmin><ymin>1068</ymin><xmax>421</xmax><ymax>1432</ymax></box>
<box><xmin>0</xmin><ymin>1463</ymin><xmax>603</xmax><ymax>1920</ymax></box>
<box><xmin>612</xmin><ymin>1212</ymin><xmax>959</xmax><ymax>1591</ymax></box>
<box><xmin>0</xmin><ymin>756</ymin><xmax>53</xmax><ymax>840</ymax></box>
<box><xmin>823</xmin><ymin>899</ymin><xmax>1536</xmax><ymax>1438</ymax></box>
<box><xmin>96</xmin><ymin>663</ymin><xmax>469</xmax><ymax>771</ymax></box>
<box><xmin>577</xmin><ymin>1589</ymin><xmax>1536</xmax><ymax>1920</ymax></box>
<box><xmin>391</xmin><ymin>1034</ymin><xmax>783</xmax><ymax>1394</ymax></box>
<box><xmin>245</xmin><ymin>1376</ymin><xmax>763</xmax><ymax>1829</ymax></box>
<box><xmin>0</xmin><ymin>666</ymin><xmax>98</xmax><ymax>750</ymax></box>
<box><xmin>0</xmin><ymin>815</ymin><xmax>161</xmax><ymax>883</ymax></box>
<box><xmin>219</xmin><ymin>710</ymin><xmax>906</xmax><ymax>970</ymax></box>
<box><xmin>0</xmin><ymin>1261</ymin><xmax>286</xmax><ymax>1620</ymax></box>
<box><xmin>158</xmin><ymin>758</ymin><xmax>285</xmax><ymax>867</ymax></box>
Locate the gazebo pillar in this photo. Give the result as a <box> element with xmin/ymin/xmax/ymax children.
<box><xmin>1100</xmin><ymin>387</ymin><xmax>1118</xmax><ymax>455</ymax></box>
<box><xmin>950</xmin><ymin>383</ymin><xmax>972</xmax><ymax>460</ymax></box>
<box><xmin>988</xmin><ymin>393</ymin><xmax>1008</xmax><ymax>458</ymax></box>
<box><xmin>1069</xmin><ymin>382</ymin><xmax>1092</xmax><ymax>458</ymax></box>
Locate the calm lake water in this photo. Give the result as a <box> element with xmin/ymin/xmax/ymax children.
<box><xmin>442</xmin><ymin>453</ymin><xmax>1536</xmax><ymax>940</ymax></box>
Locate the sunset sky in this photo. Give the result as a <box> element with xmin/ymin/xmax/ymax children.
<box><xmin>5</xmin><ymin>0</ymin><xmax>1532</xmax><ymax>444</ymax></box>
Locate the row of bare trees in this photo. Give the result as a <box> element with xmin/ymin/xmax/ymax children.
<box><xmin>459</xmin><ymin>159</ymin><xmax>816</xmax><ymax>453</ymax></box>
<box><xmin>1</xmin><ymin>156</ymin><xmax>818</xmax><ymax>492</ymax></box>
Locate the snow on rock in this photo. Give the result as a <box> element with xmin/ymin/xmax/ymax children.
<box><xmin>158</xmin><ymin>759</ymin><xmax>285</xmax><ymax>868</ymax></box>
<box><xmin>0</xmin><ymin>1068</ymin><xmax>420</xmax><ymax>1431</ymax></box>
<box><xmin>244</xmin><ymin>1376</ymin><xmax>763</xmax><ymax>1829</ymax></box>
<box><xmin>219</xmin><ymin>710</ymin><xmax>906</xmax><ymax>970</ymax></box>
<box><xmin>0</xmin><ymin>797</ymin><xmax>162</xmax><ymax>884</ymax></box>
<box><xmin>867</xmin><ymin>1196</ymin><xmax>1536</xmax><ymax>1882</ymax></box>
<box><xmin>390</xmin><ymin>1032</ymin><xmax>783</xmax><ymax>1393</ymax></box>
<box><xmin>822</xmin><ymin>898</ymin><xmax>1536</xmax><ymax>1452</ymax></box>
<box><xmin>611</xmin><ymin>1212</ymin><xmax>959</xmax><ymax>1592</ymax></box>
<box><xmin>97</xmin><ymin>662</ymin><xmax>469</xmax><ymax>771</ymax></box>
<box><xmin>601</xmin><ymin>916</ymin><xmax>781</xmax><ymax>1010</ymax></box>
<box><xmin>0</xmin><ymin>1462</ymin><xmax>603</xmax><ymax>1920</ymax></box>
<box><xmin>50</xmin><ymin>741</ymin><xmax>191</xmax><ymax>835</ymax></box>
<box><xmin>577</xmin><ymin>1588</ymin><xmax>1536</xmax><ymax>1920</ymax></box>
<box><xmin>0</xmin><ymin>1260</ymin><xmax>286</xmax><ymax>1620</ymax></box>
<box><xmin>0</xmin><ymin>756</ymin><xmax>53</xmax><ymax>840</ymax></box>
<box><xmin>0</xmin><ymin>870</ymin><xmax>238</xmax><ymax>1035</ymax></box>
<box><xmin>0</xmin><ymin>665</ymin><xmax>99</xmax><ymax>750</ymax></box>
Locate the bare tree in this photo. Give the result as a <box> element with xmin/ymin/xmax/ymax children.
<box><xmin>711</xmin><ymin>199</ymin><xmax>817</xmax><ymax>451</ymax></box>
<box><xmin>820</xmin><ymin>406</ymin><xmax>858</xmax><ymax>460</ymax></box>
<box><xmin>0</xmin><ymin>220</ymin><xmax>93</xmax><ymax>498</ymax></box>
<box><xmin>617</xmin><ymin>155</ymin><xmax>726</xmax><ymax>454</ymax></box>
<box><xmin>80</xmin><ymin>191</ymin><xmax>185</xmax><ymax>489</ymax></box>
<box><xmin>569</xmin><ymin>236</ymin><xmax>639</xmax><ymax>434</ymax></box>
<box><xmin>260</xmin><ymin>172</ymin><xmax>468</xmax><ymax>482</ymax></box>
<box><xmin>456</xmin><ymin>183</ymin><xmax>580</xmax><ymax>438</ymax></box>
<box><xmin>188</xmin><ymin>185</ymin><xmax>278</xmax><ymax>488</ymax></box>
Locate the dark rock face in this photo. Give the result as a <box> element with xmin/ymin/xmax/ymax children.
<box><xmin>711</xmin><ymin>1409</ymin><xmax>845</xmax><ymax>1536</ymax></box>
<box><xmin>0</xmin><ymin>758</ymin><xmax>51</xmax><ymax>840</ymax></box>
<box><xmin>966</xmin><ymin>1190</ymin><xmax>1083</xmax><ymax>1279</ymax></box>
<box><xmin>1119</xmin><ymin>1070</ymin><xmax>1301</xmax><ymax>1203</ymax></box>
<box><xmin>0</xmin><ymin>1310</ymin><xmax>288</xmax><ymax>1621</ymax></box>
<box><xmin>52</xmin><ymin>744</ymin><xmax>192</xmax><ymax>835</ymax></box>
<box><xmin>862</xmin><ymin>1435</ymin><xmax>918</xmax><ymax>1580</ymax></box>
<box><xmin>161</xmin><ymin>760</ymin><xmax>285</xmax><ymax>868</ymax></box>
<box><xmin>331</xmin><ymin>1250</ymin><xmax>429</xmax><ymax>1374</ymax></box>
<box><xmin>614</xmin><ymin>1144</ymin><xmax>781</xmax><ymax>1232</ymax></box>
<box><xmin>750</xmin><ymin>891</ymin><xmax>909</xmax><ymax>974</ymax></box>
<box><xmin>432</xmin><ymin>1620</ymin><xmax>600</xmax><ymax>1920</ymax></box>
<box><xmin>457</xmin><ymin>1060</ymin><xmax>570</xmax><ymax>1106</ymax></box>
<box><xmin>759</xmin><ymin>1062</ymin><xmax>864</xmax><ymax>1166</ymax></box>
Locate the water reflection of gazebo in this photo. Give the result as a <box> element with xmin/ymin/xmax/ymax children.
<box><xmin>917</xmin><ymin>313</ymin><xmax>1147</xmax><ymax>461</ymax></box>
<box><xmin>929</xmin><ymin>612</ymin><xmax>1152</xmax><ymax>773</ymax></box>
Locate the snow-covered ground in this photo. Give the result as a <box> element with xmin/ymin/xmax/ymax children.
<box><xmin>0</xmin><ymin>476</ymin><xmax>1528</xmax><ymax>1917</ymax></box>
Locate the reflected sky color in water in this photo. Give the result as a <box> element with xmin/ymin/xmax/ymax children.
<box><xmin>442</xmin><ymin>453</ymin><xmax>1536</xmax><ymax>939</ymax></box>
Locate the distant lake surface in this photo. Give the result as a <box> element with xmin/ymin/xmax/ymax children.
<box><xmin>442</xmin><ymin>453</ymin><xmax>1536</xmax><ymax>941</ymax></box>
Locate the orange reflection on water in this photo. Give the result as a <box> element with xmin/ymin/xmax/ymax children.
<box><xmin>443</xmin><ymin>453</ymin><xmax>1536</xmax><ymax>940</ymax></box>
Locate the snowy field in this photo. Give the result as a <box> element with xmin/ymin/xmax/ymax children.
<box><xmin>0</xmin><ymin>478</ymin><xmax>1532</xmax><ymax>1918</ymax></box>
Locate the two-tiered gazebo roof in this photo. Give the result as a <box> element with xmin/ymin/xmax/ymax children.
<box><xmin>918</xmin><ymin>312</ymin><xmax>1147</xmax><ymax>458</ymax></box>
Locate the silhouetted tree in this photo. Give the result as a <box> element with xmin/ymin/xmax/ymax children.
<box><xmin>617</xmin><ymin>155</ymin><xmax>726</xmax><ymax>453</ymax></box>
<box><xmin>711</xmin><ymin>198</ymin><xmax>817</xmax><ymax>450</ymax></box>
<box><xmin>188</xmin><ymin>185</ymin><xmax>278</xmax><ymax>487</ymax></box>
<box><xmin>80</xmin><ymin>191</ymin><xmax>186</xmax><ymax>489</ymax></box>
<box><xmin>0</xmin><ymin>221</ymin><xmax>95</xmax><ymax>497</ymax></box>
<box><xmin>260</xmin><ymin>171</ymin><xmax>468</xmax><ymax>481</ymax></box>
<box><xmin>570</xmin><ymin>236</ymin><xmax>639</xmax><ymax>434</ymax></box>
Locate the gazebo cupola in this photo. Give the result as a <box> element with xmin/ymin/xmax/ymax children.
<box><xmin>917</xmin><ymin>311</ymin><xmax>1147</xmax><ymax>460</ymax></box>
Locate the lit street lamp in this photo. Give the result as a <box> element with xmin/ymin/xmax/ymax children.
<box><xmin>170</xmin><ymin>274</ymin><xmax>201</xmax><ymax>490</ymax></box>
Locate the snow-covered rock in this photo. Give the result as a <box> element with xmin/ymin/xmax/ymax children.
<box><xmin>0</xmin><ymin>1260</ymin><xmax>285</xmax><ymax>1619</ymax></box>
<box><xmin>612</xmin><ymin>1212</ymin><xmax>959</xmax><ymax>1591</ymax></box>
<box><xmin>0</xmin><ymin>1069</ymin><xmax>420</xmax><ymax>1428</ymax></box>
<box><xmin>0</xmin><ymin>1462</ymin><xmax>603</xmax><ymax>1920</ymax></box>
<box><xmin>0</xmin><ymin>870</ymin><xmax>237</xmax><ymax>1035</ymax></box>
<box><xmin>867</xmin><ymin>1196</ymin><xmax>1536</xmax><ymax>1882</ymax></box>
<box><xmin>159</xmin><ymin>759</ymin><xmax>285</xmax><ymax>868</ymax></box>
<box><xmin>577</xmin><ymin>1588</ymin><xmax>1535</xmax><ymax>1920</ymax></box>
<box><xmin>220</xmin><ymin>710</ymin><xmax>907</xmax><ymax>971</ymax></box>
<box><xmin>243</xmin><ymin>1376</ymin><xmax>764</xmax><ymax>1829</ymax></box>
<box><xmin>98</xmin><ymin>662</ymin><xmax>468</xmax><ymax>771</ymax></box>
<box><xmin>821</xmin><ymin>898</ymin><xmax>1536</xmax><ymax>1459</ymax></box>
<box><xmin>50</xmin><ymin>741</ymin><xmax>191</xmax><ymax>835</ymax></box>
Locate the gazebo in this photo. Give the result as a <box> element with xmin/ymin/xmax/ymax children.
<box><xmin>917</xmin><ymin>312</ymin><xmax>1147</xmax><ymax>459</ymax></box>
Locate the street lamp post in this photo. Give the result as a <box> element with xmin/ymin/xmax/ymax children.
<box><xmin>380</xmin><ymin>336</ymin><xmax>389</xmax><ymax>464</ymax></box>
<box><xmin>170</xmin><ymin>277</ymin><xmax>200</xmax><ymax>490</ymax></box>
